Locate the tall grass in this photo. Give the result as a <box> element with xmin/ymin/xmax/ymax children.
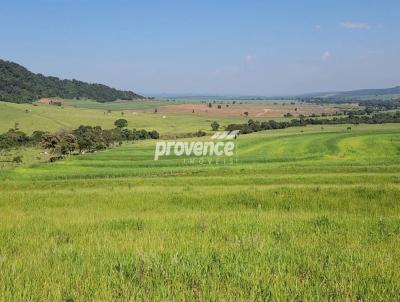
<box><xmin>0</xmin><ymin>124</ymin><xmax>399</xmax><ymax>300</ymax></box>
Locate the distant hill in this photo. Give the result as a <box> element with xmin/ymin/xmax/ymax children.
<box><xmin>0</xmin><ymin>59</ymin><xmax>144</xmax><ymax>103</ymax></box>
<box><xmin>300</xmin><ymin>86</ymin><xmax>400</xmax><ymax>101</ymax></box>
<box><xmin>153</xmin><ymin>86</ymin><xmax>400</xmax><ymax>102</ymax></box>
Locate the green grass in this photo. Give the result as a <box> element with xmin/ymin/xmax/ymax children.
<box><xmin>0</xmin><ymin>124</ymin><xmax>399</xmax><ymax>300</ymax></box>
<box><xmin>62</xmin><ymin>98</ymin><xmax>167</xmax><ymax>110</ymax></box>
<box><xmin>0</xmin><ymin>101</ymin><xmax>276</xmax><ymax>135</ymax></box>
<box><xmin>0</xmin><ymin>147</ymin><xmax>49</xmax><ymax>170</ymax></box>
<box><xmin>0</xmin><ymin>100</ymin><xmax>343</xmax><ymax>136</ymax></box>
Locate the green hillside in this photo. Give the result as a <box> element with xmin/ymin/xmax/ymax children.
<box><xmin>302</xmin><ymin>86</ymin><xmax>400</xmax><ymax>101</ymax></box>
<box><xmin>0</xmin><ymin>59</ymin><xmax>143</xmax><ymax>103</ymax></box>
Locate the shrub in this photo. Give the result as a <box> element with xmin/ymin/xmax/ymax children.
<box><xmin>114</xmin><ymin>119</ymin><xmax>128</xmax><ymax>129</ymax></box>
<box><xmin>211</xmin><ymin>121</ymin><xmax>220</xmax><ymax>131</ymax></box>
<box><xmin>12</xmin><ymin>155</ymin><xmax>23</xmax><ymax>164</ymax></box>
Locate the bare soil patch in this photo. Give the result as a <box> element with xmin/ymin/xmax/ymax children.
<box><xmin>150</xmin><ymin>103</ymin><xmax>337</xmax><ymax>118</ymax></box>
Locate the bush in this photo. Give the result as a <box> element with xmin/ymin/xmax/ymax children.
<box><xmin>211</xmin><ymin>121</ymin><xmax>220</xmax><ymax>131</ymax></box>
<box><xmin>196</xmin><ymin>130</ymin><xmax>207</xmax><ymax>137</ymax></box>
<box><xmin>12</xmin><ymin>155</ymin><xmax>23</xmax><ymax>164</ymax></box>
<box><xmin>149</xmin><ymin>130</ymin><xmax>160</xmax><ymax>139</ymax></box>
<box><xmin>114</xmin><ymin>119</ymin><xmax>128</xmax><ymax>129</ymax></box>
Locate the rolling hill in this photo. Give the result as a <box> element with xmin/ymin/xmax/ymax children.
<box><xmin>301</xmin><ymin>85</ymin><xmax>400</xmax><ymax>101</ymax></box>
<box><xmin>0</xmin><ymin>59</ymin><xmax>144</xmax><ymax>103</ymax></box>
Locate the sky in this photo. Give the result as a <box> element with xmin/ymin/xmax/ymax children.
<box><xmin>0</xmin><ymin>0</ymin><xmax>399</xmax><ymax>96</ymax></box>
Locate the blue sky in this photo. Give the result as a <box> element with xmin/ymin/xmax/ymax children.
<box><xmin>1</xmin><ymin>0</ymin><xmax>399</xmax><ymax>96</ymax></box>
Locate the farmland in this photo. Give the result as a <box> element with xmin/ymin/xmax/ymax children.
<box><xmin>1</xmin><ymin>122</ymin><xmax>399</xmax><ymax>300</ymax></box>
<box><xmin>152</xmin><ymin>102</ymin><xmax>338</xmax><ymax>118</ymax></box>
<box><xmin>0</xmin><ymin>100</ymin><xmax>346</xmax><ymax>135</ymax></box>
<box><xmin>2</xmin><ymin>0</ymin><xmax>400</xmax><ymax>300</ymax></box>
<box><xmin>0</xmin><ymin>100</ymin><xmax>222</xmax><ymax>135</ymax></box>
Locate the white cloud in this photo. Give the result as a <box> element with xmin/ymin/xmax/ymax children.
<box><xmin>340</xmin><ymin>21</ymin><xmax>370</xmax><ymax>30</ymax></box>
<box><xmin>315</xmin><ymin>24</ymin><xmax>322</xmax><ymax>31</ymax></box>
<box><xmin>321</xmin><ymin>51</ymin><xmax>332</xmax><ymax>61</ymax></box>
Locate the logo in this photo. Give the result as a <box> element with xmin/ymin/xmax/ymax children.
<box><xmin>210</xmin><ymin>130</ymin><xmax>239</xmax><ymax>140</ymax></box>
<box><xmin>154</xmin><ymin>130</ymin><xmax>239</xmax><ymax>161</ymax></box>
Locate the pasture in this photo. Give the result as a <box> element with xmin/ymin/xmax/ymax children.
<box><xmin>0</xmin><ymin>124</ymin><xmax>399</xmax><ymax>300</ymax></box>
<box><xmin>0</xmin><ymin>101</ymin><xmax>223</xmax><ymax>135</ymax></box>
<box><xmin>0</xmin><ymin>100</ymin><xmax>345</xmax><ymax>135</ymax></box>
<box><xmin>153</xmin><ymin>102</ymin><xmax>338</xmax><ymax>118</ymax></box>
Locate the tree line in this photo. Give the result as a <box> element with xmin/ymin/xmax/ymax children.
<box><xmin>225</xmin><ymin>111</ymin><xmax>400</xmax><ymax>134</ymax></box>
<box><xmin>302</xmin><ymin>97</ymin><xmax>400</xmax><ymax>110</ymax></box>
<box><xmin>0</xmin><ymin>119</ymin><xmax>159</xmax><ymax>157</ymax></box>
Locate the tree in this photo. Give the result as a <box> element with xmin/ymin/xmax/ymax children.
<box><xmin>0</xmin><ymin>129</ymin><xmax>29</xmax><ymax>150</ymax></box>
<box><xmin>12</xmin><ymin>155</ymin><xmax>23</xmax><ymax>164</ymax></box>
<box><xmin>211</xmin><ymin>121</ymin><xmax>220</xmax><ymax>131</ymax></box>
<box><xmin>114</xmin><ymin>119</ymin><xmax>128</xmax><ymax>129</ymax></box>
<box><xmin>40</xmin><ymin>131</ymin><xmax>78</xmax><ymax>155</ymax></box>
<box><xmin>121</xmin><ymin>128</ymin><xmax>133</xmax><ymax>140</ymax></box>
<box><xmin>73</xmin><ymin>125</ymin><xmax>101</xmax><ymax>152</ymax></box>
<box><xmin>102</xmin><ymin>129</ymin><xmax>121</xmax><ymax>147</ymax></box>
<box><xmin>59</xmin><ymin>133</ymin><xmax>78</xmax><ymax>154</ymax></box>
<box><xmin>196</xmin><ymin>130</ymin><xmax>207</xmax><ymax>137</ymax></box>
<box><xmin>41</xmin><ymin>133</ymin><xmax>61</xmax><ymax>150</ymax></box>
<box><xmin>365</xmin><ymin>107</ymin><xmax>374</xmax><ymax>115</ymax></box>
<box><xmin>149</xmin><ymin>130</ymin><xmax>160</xmax><ymax>139</ymax></box>
<box><xmin>31</xmin><ymin>130</ymin><xmax>47</xmax><ymax>145</ymax></box>
<box><xmin>135</xmin><ymin>129</ymin><xmax>150</xmax><ymax>139</ymax></box>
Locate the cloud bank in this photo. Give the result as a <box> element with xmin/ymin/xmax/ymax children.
<box><xmin>340</xmin><ymin>21</ymin><xmax>370</xmax><ymax>30</ymax></box>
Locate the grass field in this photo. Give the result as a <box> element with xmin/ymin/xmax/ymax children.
<box><xmin>62</xmin><ymin>99</ymin><xmax>167</xmax><ymax>111</ymax></box>
<box><xmin>1</xmin><ymin>124</ymin><xmax>399</xmax><ymax>300</ymax></box>
<box><xmin>0</xmin><ymin>101</ymin><xmax>250</xmax><ymax>135</ymax></box>
<box><xmin>0</xmin><ymin>101</ymin><xmax>247</xmax><ymax>135</ymax></box>
<box><xmin>0</xmin><ymin>100</ymin><xmax>343</xmax><ymax>135</ymax></box>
